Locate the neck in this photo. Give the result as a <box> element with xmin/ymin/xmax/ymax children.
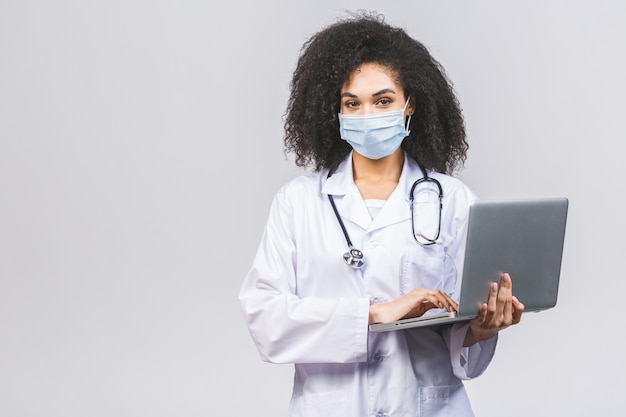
<box><xmin>352</xmin><ymin>150</ymin><xmax>404</xmax><ymax>199</ymax></box>
<box><xmin>352</xmin><ymin>149</ymin><xmax>404</xmax><ymax>181</ymax></box>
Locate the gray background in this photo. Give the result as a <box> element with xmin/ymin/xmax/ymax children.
<box><xmin>1</xmin><ymin>0</ymin><xmax>624</xmax><ymax>415</ymax></box>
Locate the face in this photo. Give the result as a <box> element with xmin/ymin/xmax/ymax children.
<box><xmin>340</xmin><ymin>63</ymin><xmax>412</xmax><ymax>116</ymax></box>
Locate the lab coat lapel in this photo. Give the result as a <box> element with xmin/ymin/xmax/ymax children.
<box><xmin>339</xmin><ymin>189</ymin><xmax>372</xmax><ymax>231</ymax></box>
<box><xmin>322</xmin><ymin>153</ymin><xmax>372</xmax><ymax>231</ymax></box>
<box><xmin>368</xmin><ymin>155</ymin><xmax>423</xmax><ymax>232</ymax></box>
<box><xmin>322</xmin><ymin>153</ymin><xmax>426</xmax><ymax>232</ymax></box>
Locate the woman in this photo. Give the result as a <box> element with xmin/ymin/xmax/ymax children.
<box><xmin>239</xmin><ymin>12</ymin><xmax>524</xmax><ymax>417</ymax></box>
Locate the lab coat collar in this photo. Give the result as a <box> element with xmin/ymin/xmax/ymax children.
<box><xmin>321</xmin><ymin>151</ymin><xmax>357</xmax><ymax>196</ymax></box>
<box><xmin>321</xmin><ymin>152</ymin><xmax>427</xmax><ymax>232</ymax></box>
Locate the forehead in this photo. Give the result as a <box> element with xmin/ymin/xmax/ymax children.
<box><xmin>341</xmin><ymin>63</ymin><xmax>402</xmax><ymax>94</ymax></box>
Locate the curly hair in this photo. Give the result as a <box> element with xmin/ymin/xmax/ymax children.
<box><xmin>283</xmin><ymin>11</ymin><xmax>468</xmax><ymax>175</ymax></box>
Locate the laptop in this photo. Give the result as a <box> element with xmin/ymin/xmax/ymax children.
<box><xmin>369</xmin><ymin>197</ymin><xmax>569</xmax><ymax>332</ymax></box>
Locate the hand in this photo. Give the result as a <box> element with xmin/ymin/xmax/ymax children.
<box><xmin>369</xmin><ymin>288</ymin><xmax>458</xmax><ymax>324</ymax></box>
<box><xmin>464</xmin><ymin>273</ymin><xmax>525</xmax><ymax>346</ymax></box>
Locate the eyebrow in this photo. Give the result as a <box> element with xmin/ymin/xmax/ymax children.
<box><xmin>341</xmin><ymin>88</ymin><xmax>397</xmax><ymax>99</ymax></box>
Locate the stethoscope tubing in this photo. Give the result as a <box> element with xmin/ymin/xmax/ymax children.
<box><xmin>327</xmin><ymin>162</ymin><xmax>443</xmax><ymax>268</ymax></box>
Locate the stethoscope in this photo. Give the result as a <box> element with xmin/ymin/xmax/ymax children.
<box><xmin>327</xmin><ymin>163</ymin><xmax>443</xmax><ymax>269</ymax></box>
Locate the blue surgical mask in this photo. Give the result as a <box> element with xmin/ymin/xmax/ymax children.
<box><xmin>338</xmin><ymin>98</ymin><xmax>412</xmax><ymax>160</ymax></box>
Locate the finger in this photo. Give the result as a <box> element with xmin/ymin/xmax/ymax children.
<box><xmin>483</xmin><ymin>282</ymin><xmax>498</xmax><ymax>327</ymax></box>
<box><xmin>495</xmin><ymin>274</ymin><xmax>513</xmax><ymax>327</ymax></box>
<box><xmin>410</xmin><ymin>301</ymin><xmax>437</xmax><ymax>318</ymax></box>
<box><xmin>426</xmin><ymin>291</ymin><xmax>458</xmax><ymax>312</ymax></box>
<box><xmin>439</xmin><ymin>291</ymin><xmax>459</xmax><ymax>312</ymax></box>
<box><xmin>497</xmin><ymin>273</ymin><xmax>513</xmax><ymax>303</ymax></box>
<box><xmin>512</xmin><ymin>296</ymin><xmax>525</xmax><ymax>324</ymax></box>
<box><xmin>476</xmin><ymin>303</ymin><xmax>488</xmax><ymax>324</ymax></box>
<box><xmin>500</xmin><ymin>272</ymin><xmax>512</xmax><ymax>286</ymax></box>
<box><xmin>500</xmin><ymin>274</ymin><xmax>513</xmax><ymax>325</ymax></box>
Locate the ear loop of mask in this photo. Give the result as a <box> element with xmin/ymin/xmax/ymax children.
<box><xmin>402</xmin><ymin>96</ymin><xmax>413</xmax><ymax>136</ymax></box>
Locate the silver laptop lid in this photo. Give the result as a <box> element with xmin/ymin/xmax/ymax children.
<box><xmin>457</xmin><ymin>197</ymin><xmax>569</xmax><ymax>317</ymax></box>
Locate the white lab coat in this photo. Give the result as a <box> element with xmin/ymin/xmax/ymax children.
<box><xmin>239</xmin><ymin>152</ymin><xmax>497</xmax><ymax>417</ymax></box>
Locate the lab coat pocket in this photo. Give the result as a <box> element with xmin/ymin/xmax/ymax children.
<box><xmin>402</xmin><ymin>245</ymin><xmax>456</xmax><ymax>296</ymax></box>
<box><xmin>418</xmin><ymin>384</ymin><xmax>470</xmax><ymax>417</ymax></box>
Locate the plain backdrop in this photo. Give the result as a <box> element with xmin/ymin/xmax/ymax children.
<box><xmin>1</xmin><ymin>1</ymin><xmax>625</xmax><ymax>416</ymax></box>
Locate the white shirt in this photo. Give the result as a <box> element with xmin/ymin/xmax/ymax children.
<box><xmin>239</xmin><ymin>152</ymin><xmax>497</xmax><ymax>417</ymax></box>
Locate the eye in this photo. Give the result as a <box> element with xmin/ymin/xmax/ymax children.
<box><xmin>344</xmin><ymin>100</ymin><xmax>360</xmax><ymax>109</ymax></box>
<box><xmin>376</xmin><ymin>98</ymin><xmax>392</xmax><ymax>106</ymax></box>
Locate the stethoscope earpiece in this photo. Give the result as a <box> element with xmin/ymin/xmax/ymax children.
<box><xmin>343</xmin><ymin>248</ymin><xmax>364</xmax><ymax>269</ymax></box>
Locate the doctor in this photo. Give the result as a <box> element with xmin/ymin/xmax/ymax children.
<box><xmin>239</xmin><ymin>12</ymin><xmax>524</xmax><ymax>417</ymax></box>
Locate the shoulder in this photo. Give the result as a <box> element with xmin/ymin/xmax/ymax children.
<box><xmin>425</xmin><ymin>172</ymin><xmax>479</xmax><ymax>222</ymax></box>
<box><xmin>404</xmin><ymin>155</ymin><xmax>478</xmax><ymax>210</ymax></box>
<box><xmin>273</xmin><ymin>171</ymin><xmax>325</xmax><ymax>205</ymax></box>
<box><xmin>428</xmin><ymin>172</ymin><xmax>478</xmax><ymax>202</ymax></box>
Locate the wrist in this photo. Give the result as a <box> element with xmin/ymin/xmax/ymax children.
<box><xmin>463</xmin><ymin>323</ymin><xmax>497</xmax><ymax>347</ymax></box>
<box><xmin>369</xmin><ymin>304</ymin><xmax>380</xmax><ymax>324</ymax></box>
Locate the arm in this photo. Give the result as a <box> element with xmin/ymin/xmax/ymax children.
<box><xmin>238</xmin><ymin>188</ymin><xmax>370</xmax><ymax>364</ymax></box>
<box><xmin>448</xmin><ymin>322</ymin><xmax>498</xmax><ymax>379</ymax></box>
<box><xmin>443</xmin><ymin>273</ymin><xmax>525</xmax><ymax>379</ymax></box>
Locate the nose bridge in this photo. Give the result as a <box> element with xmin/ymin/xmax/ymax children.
<box><xmin>361</xmin><ymin>102</ymin><xmax>376</xmax><ymax>114</ymax></box>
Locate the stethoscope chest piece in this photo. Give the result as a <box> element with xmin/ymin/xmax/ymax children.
<box><xmin>343</xmin><ymin>248</ymin><xmax>364</xmax><ymax>269</ymax></box>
